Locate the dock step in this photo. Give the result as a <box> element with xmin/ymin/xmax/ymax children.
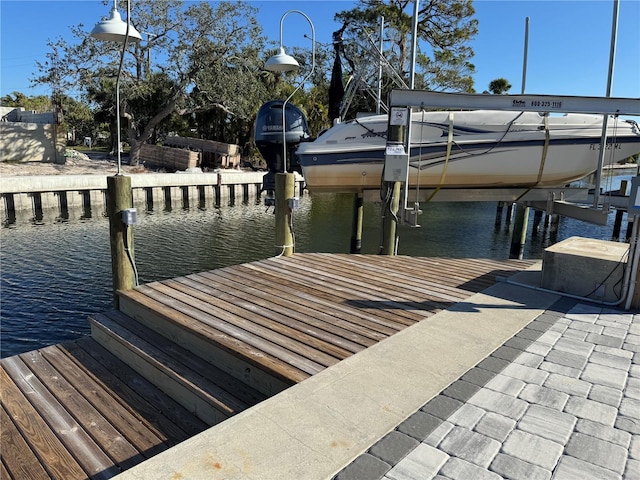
<box><xmin>89</xmin><ymin>309</ymin><xmax>267</xmax><ymax>426</ymax></box>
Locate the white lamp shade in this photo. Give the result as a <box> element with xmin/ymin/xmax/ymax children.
<box><xmin>90</xmin><ymin>7</ymin><xmax>142</xmax><ymax>42</ymax></box>
<box><xmin>265</xmin><ymin>47</ymin><xmax>300</xmax><ymax>72</ymax></box>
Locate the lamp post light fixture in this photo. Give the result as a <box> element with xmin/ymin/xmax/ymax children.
<box><xmin>90</xmin><ymin>0</ymin><xmax>142</xmax><ymax>304</ymax></box>
<box><xmin>90</xmin><ymin>0</ymin><xmax>142</xmax><ymax>175</ymax></box>
<box><xmin>264</xmin><ymin>10</ymin><xmax>315</xmax><ymax>174</ymax></box>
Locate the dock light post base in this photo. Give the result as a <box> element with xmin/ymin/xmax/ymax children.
<box><xmin>107</xmin><ymin>175</ymin><xmax>136</xmax><ymax>308</ymax></box>
<box><xmin>275</xmin><ymin>173</ymin><xmax>295</xmax><ymax>257</ymax></box>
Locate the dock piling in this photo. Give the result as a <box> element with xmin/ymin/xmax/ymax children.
<box><xmin>107</xmin><ymin>175</ymin><xmax>136</xmax><ymax>308</ymax></box>
<box><xmin>509</xmin><ymin>203</ymin><xmax>530</xmax><ymax>259</ymax></box>
<box><xmin>275</xmin><ymin>173</ymin><xmax>295</xmax><ymax>257</ymax></box>
<box><xmin>350</xmin><ymin>193</ymin><xmax>364</xmax><ymax>253</ymax></box>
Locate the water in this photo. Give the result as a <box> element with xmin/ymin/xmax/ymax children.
<box><xmin>1</xmin><ymin>170</ymin><xmax>634</xmax><ymax>358</ymax></box>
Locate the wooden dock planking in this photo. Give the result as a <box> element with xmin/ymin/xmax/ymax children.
<box><xmin>193</xmin><ymin>268</ymin><xmax>386</xmax><ymax>345</ymax></box>
<box><xmin>1</xmin><ymin>338</ymin><xmax>211</xmax><ymax>480</ymax></box>
<box><xmin>2</xmin><ymin>356</ymin><xmax>119</xmax><ymax>479</ymax></box>
<box><xmin>120</xmin><ymin>254</ymin><xmax>536</xmax><ymax>389</ymax></box>
<box><xmin>57</xmin><ymin>339</ymin><xmax>208</xmax><ymax>441</ymax></box>
<box><xmin>210</xmin><ymin>266</ymin><xmax>404</xmax><ymax>337</ymax></box>
<box><xmin>2</xmin><ymin>254</ymin><xmax>538</xmax><ymax>479</ymax></box>
<box><xmin>152</xmin><ymin>279</ymin><xmax>343</xmax><ymax>369</ymax></box>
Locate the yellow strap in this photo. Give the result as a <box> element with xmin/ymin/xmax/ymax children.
<box><xmin>515</xmin><ymin>114</ymin><xmax>550</xmax><ymax>202</ymax></box>
<box><xmin>426</xmin><ymin>111</ymin><xmax>454</xmax><ymax>202</ymax></box>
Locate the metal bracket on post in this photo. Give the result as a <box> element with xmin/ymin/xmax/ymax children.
<box><xmin>403</xmin><ymin>202</ymin><xmax>422</xmax><ymax>227</ymax></box>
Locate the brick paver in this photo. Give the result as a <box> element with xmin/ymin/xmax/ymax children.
<box><xmin>334</xmin><ymin>299</ymin><xmax>639</xmax><ymax>480</ymax></box>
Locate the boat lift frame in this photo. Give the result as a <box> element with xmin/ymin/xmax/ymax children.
<box><xmin>386</xmin><ymin>90</ymin><xmax>640</xmax><ymax>226</ymax></box>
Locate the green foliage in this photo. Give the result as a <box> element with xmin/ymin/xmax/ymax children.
<box><xmin>488</xmin><ymin>78</ymin><xmax>512</xmax><ymax>94</ymax></box>
<box><xmin>334</xmin><ymin>0</ymin><xmax>478</xmax><ymax>117</ymax></box>
<box><xmin>1</xmin><ymin>92</ymin><xmax>52</xmax><ymax>112</ymax></box>
<box><xmin>28</xmin><ymin>0</ymin><xmax>481</xmax><ymax>162</ymax></box>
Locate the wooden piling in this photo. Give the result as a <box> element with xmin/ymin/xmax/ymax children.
<box><xmin>532</xmin><ymin>209</ymin><xmax>543</xmax><ymax>234</ymax></box>
<box><xmin>350</xmin><ymin>193</ymin><xmax>364</xmax><ymax>254</ymax></box>
<box><xmin>380</xmin><ymin>113</ymin><xmax>406</xmax><ymax>256</ymax></box>
<box><xmin>509</xmin><ymin>203</ymin><xmax>530</xmax><ymax>259</ymax></box>
<box><xmin>495</xmin><ymin>202</ymin><xmax>504</xmax><ymax>227</ymax></box>
<box><xmin>107</xmin><ymin>175</ymin><xmax>136</xmax><ymax>309</ymax></box>
<box><xmin>275</xmin><ymin>173</ymin><xmax>295</xmax><ymax>257</ymax></box>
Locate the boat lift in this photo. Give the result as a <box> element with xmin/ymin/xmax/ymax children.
<box><xmin>384</xmin><ymin>90</ymin><xmax>640</xmax><ymax>226</ymax></box>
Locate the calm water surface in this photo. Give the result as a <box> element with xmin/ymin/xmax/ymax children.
<box><xmin>1</xmin><ymin>170</ymin><xmax>634</xmax><ymax>357</ymax></box>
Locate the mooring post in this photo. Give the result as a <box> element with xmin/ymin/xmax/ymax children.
<box><xmin>509</xmin><ymin>203</ymin><xmax>530</xmax><ymax>259</ymax></box>
<box><xmin>532</xmin><ymin>209</ymin><xmax>543</xmax><ymax>234</ymax></box>
<box><xmin>612</xmin><ymin>180</ymin><xmax>628</xmax><ymax>241</ymax></box>
<box><xmin>380</xmin><ymin>110</ymin><xmax>406</xmax><ymax>256</ymax></box>
<box><xmin>350</xmin><ymin>192</ymin><xmax>364</xmax><ymax>253</ymax></box>
<box><xmin>107</xmin><ymin>175</ymin><xmax>135</xmax><ymax>309</ymax></box>
<box><xmin>505</xmin><ymin>203</ymin><xmax>515</xmax><ymax>224</ymax></box>
<box><xmin>495</xmin><ymin>201</ymin><xmax>504</xmax><ymax>227</ymax></box>
<box><xmin>275</xmin><ymin>172</ymin><xmax>295</xmax><ymax>257</ymax></box>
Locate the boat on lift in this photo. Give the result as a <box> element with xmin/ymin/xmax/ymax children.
<box><xmin>295</xmin><ymin>109</ymin><xmax>640</xmax><ymax>193</ymax></box>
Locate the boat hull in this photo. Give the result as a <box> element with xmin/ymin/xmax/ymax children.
<box><xmin>296</xmin><ymin>111</ymin><xmax>640</xmax><ymax>193</ymax></box>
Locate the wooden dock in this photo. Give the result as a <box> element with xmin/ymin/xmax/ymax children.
<box><xmin>1</xmin><ymin>254</ymin><xmax>536</xmax><ymax>479</ymax></box>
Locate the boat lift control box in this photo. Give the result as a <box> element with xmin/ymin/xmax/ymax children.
<box><xmin>384</xmin><ymin>144</ymin><xmax>409</xmax><ymax>182</ymax></box>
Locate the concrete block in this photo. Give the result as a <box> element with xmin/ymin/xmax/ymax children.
<box><xmin>575</xmin><ymin>418</ymin><xmax>631</xmax><ymax>448</ymax></box>
<box><xmin>397</xmin><ymin>411</ymin><xmax>442</xmax><ymax>441</ymax></box>
<box><xmin>438</xmin><ymin>426</ymin><xmax>501</xmax><ymax>467</ymax></box>
<box><xmin>541</xmin><ymin>236</ymin><xmax>628</xmax><ymax>302</ymax></box>
<box><xmin>489</xmin><ymin>453</ymin><xmax>551</xmax><ymax>480</ymax></box>
<box><xmin>368</xmin><ymin>431</ymin><xmax>419</xmax><ymax>466</ymax></box>
<box><xmin>552</xmin><ymin>456</ymin><xmax>621</xmax><ymax>480</ymax></box>
<box><xmin>517</xmin><ymin>405</ymin><xmax>576</xmax><ymax>444</ymax></box>
<box><xmin>385</xmin><ymin>443</ymin><xmax>449</xmax><ymax>480</ymax></box>
<box><xmin>581</xmin><ymin>363</ymin><xmax>628</xmax><ymax>390</ymax></box>
<box><xmin>543</xmin><ymin>372</ymin><xmax>591</xmax><ymax>397</ymax></box>
<box><xmin>502</xmin><ymin>430</ymin><xmax>563</xmax><ymax>470</ymax></box>
<box><xmin>518</xmin><ymin>384</ymin><xmax>569</xmax><ymax>410</ymax></box>
<box><xmin>564</xmin><ymin>396</ymin><xmax>618</xmax><ymax>426</ymax></box>
<box><xmin>334</xmin><ymin>454</ymin><xmax>390</xmax><ymax>480</ymax></box>
<box><xmin>440</xmin><ymin>457</ymin><xmax>503</xmax><ymax>480</ymax></box>
<box><xmin>421</xmin><ymin>395</ymin><xmax>463</xmax><ymax>421</ymax></box>
<box><xmin>565</xmin><ymin>432</ymin><xmax>627</xmax><ymax>474</ymax></box>
<box><xmin>473</xmin><ymin>412</ymin><xmax>516</xmax><ymax>442</ymax></box>
<box><xmin>468</xmin><ymin>388</ymin><xmax>528</xmax><ymax>420</ymax></box>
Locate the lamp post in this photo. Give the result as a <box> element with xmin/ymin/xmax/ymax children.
<box><xmin>264</xmin><ymin>10</ymin><xmax>315</xmax><ymax>174</ymax></box>
<box><xmin>90</xmin><ymin>0</ymin><xmax>142</xmax><ymax>175</ymax></box>
<box><xmin>264</xmin><ymin>10</ymin><xmax>315</xmax><ymax>257</ymax></box>
<box><xmin>90</xmin><ymin>0</ymin><xmax>142</xmax><ymax>307</ymax></box>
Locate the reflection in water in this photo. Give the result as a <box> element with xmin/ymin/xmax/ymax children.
<box><xmin>1</xmin><ymin>169</ymin><xmax>634</xmax><ymax>358</ymax></box>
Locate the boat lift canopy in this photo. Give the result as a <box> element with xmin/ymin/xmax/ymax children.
<box><xmin>387</xmin><ymin>90</ymin><xmax>640</xmax><ymax>226</ymax></box>
<box><xmin>389</xmin><ymin>90</ymin><xmax>640</xmax><ymax>116</ymax></box>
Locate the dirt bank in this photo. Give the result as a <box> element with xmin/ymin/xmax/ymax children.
<box><xmin>0</xmin><ymin>150</ymin><xmax>148</xmax><ymax>177</ymax></box>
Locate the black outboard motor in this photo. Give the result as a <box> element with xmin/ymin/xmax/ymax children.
<box><xmin>254</xmin><ymin>100</ymin><xmax>310</xmax><ymax>192</ymax></box>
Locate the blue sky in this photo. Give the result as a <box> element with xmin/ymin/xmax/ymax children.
<box><xmin>1</xmin><ymin>0</ymin><xmax>639</xmax><ymax>101</ymax></box>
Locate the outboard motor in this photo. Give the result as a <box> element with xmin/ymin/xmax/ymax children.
<box><xmin>254</xmin><ymin>100</ymin><xmax>310</xmax><ymax>193</ymax></box>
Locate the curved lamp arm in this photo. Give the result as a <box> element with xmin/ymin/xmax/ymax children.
<box><xmin>274</xmin><ymin>10</ymin><xmax>315</xmax><ymax>174</ymax></box>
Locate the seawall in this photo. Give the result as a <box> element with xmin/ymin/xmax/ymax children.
<box><xmin>0</xmin><ymin>171</ymin><xmax>305</xmax><ymax>223</ymax></box>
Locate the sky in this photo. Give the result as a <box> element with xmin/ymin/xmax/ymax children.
<box><xmin>1</xmin><ymin>0</ymin><xmax>639</xmax><ymax>102</ymax></box>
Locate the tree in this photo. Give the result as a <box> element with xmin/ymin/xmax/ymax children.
<box><xmin>488</xmin><ymin>78</ymin><xmax>512</xmax><ymax>94</ymax></box>
<box><xmin>32</xmin><ymin>0</ymin><xmax>275</xmax><ymax>165</ymax></box>
<box><xmin>1</xmin><ymin>92</ymin><xmax>52</xmax><ymax>112</ymax></box>
<box><xmin>334</xmin><ymin>0</ymin><xmax>478</xmax><ymax>117</ymax></box>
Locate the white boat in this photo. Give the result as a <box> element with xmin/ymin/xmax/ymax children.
<box><xmin>295</xmin><ymin>110</ymin><xmax>640</xmax><ymax>193</ymax></box>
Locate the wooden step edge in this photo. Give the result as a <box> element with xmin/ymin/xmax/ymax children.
<box><xmin>116</xmin><ymin>291</ymin><xmax>300</xmax><ymax>396</ymax></box>
<box><xmin>103</xmin><ymin>310</ymin><xmax>267</xmax><ymax>408</ymax></box>
<box><xmin>89</xmin><ymin>313</ymin><xmax>248</xmax><ymax>427</ymax></box>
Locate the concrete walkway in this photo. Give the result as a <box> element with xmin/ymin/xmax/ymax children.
<box><xmin>336</xmin><ymin>294</ymin><xmax>640</xmax><ymax>479</ymax></box>
<box><xmin>114</xmin><ymin>271</ymin><xmax>639</xmax><ymax>480</ymax></box>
